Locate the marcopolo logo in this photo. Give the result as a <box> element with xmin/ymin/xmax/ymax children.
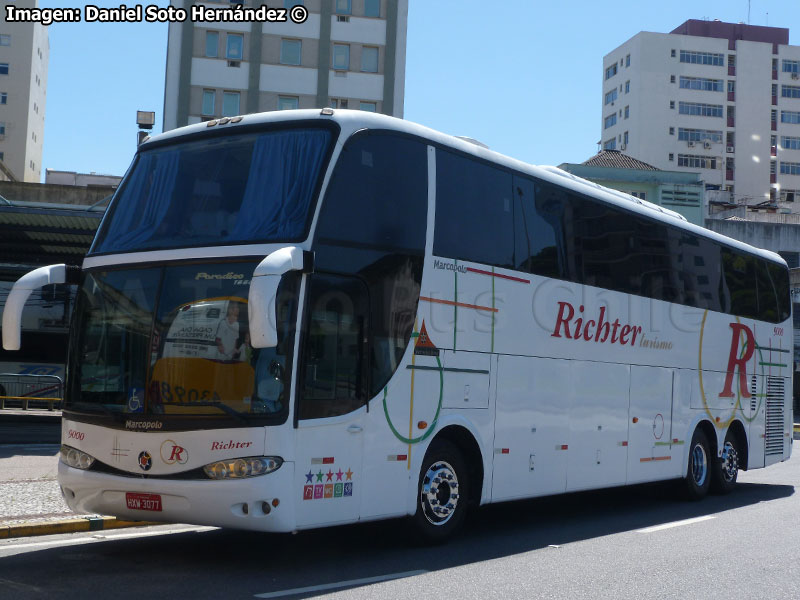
<box><xmin>160</xmin><ymin>440</ymin><xmax>189</xmax><ymax>465</ymax></box>
<box><xmin>195</xmin><ymin>272</ymin><xmax>244</xmax><ymax>281</ymax></box>
<box><xmin>125</xmin><ymin>420</ymin><xmax>163</xmax><ymax>431</ymax></box>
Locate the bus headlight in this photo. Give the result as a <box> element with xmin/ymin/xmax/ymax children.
<box><xmin>203</xmin><ymin>456</ymin><xmax>283</xmax><ymax>480</ymax></box>
<box><xmin>60</xmin><ymin>445</ymin><xmax>96</xmax><ymax>470</ymax></box>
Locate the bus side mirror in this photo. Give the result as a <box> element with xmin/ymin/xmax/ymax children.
<box><xmin>249</xmin><ymin>247</ymin><xmax>311</xmax><ymax>349</ymax></box>
<box><xmin>2</xmin><ymin>264</ymin><xmax>79</xmax><ymax>351</ymax></box>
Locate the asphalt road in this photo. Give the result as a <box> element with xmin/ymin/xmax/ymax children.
<box><xmin>1</xmin><ymin>442</ymin><xmax>798</xmax><ymax>600</ymax></box>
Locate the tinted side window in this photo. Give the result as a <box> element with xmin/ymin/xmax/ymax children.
<box><xmin>722</xmin><ymin>249</ymin><xmax>758</xmax><ymax>319</ymax></box>
<box><xmin>676</xmin><ymin>232</ymin><xmax>723</xmax><ymax>312</ymax></box>
<box><xmin>316</xmin><ymin>132</ymin><xmax>427</xmax><ymax>253</ymax></box>
<box><xmin>434</xmin><ymin>149</ymin><xmax>514</xmax><ymax>268</ymax></box>
<box><xmin>767</xmin><ymin>262</ymin><xmax>791</xmax><ymax>322</ymax></box>
<box><xmin>299</xmin><ymin>274</ymin><xmax>368</xmax><ymax>420</ymax></box>
<box><xmin>514</xmin><ymin>176</ymin><xmax>561</xmax><ymax>277</ymax></box>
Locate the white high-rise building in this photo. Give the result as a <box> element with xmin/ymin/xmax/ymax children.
<box><xmin>603</xmin><ymin>20</ymin><xmax>800</xmax><ymax>209</ymax></box>
<box><xmin>0</xmin><ymin>0</ymin><xmax>48</xmax><ymax>182</ymax></box>
<box><xmin>163</xmin><ymin>0</ymin><xmax>408</xmax><ymax>131</ymax></box>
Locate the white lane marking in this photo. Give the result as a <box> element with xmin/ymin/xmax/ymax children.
<box><xmin>0</xmin><ymin>525</ymin><xmax>216</xmax><ymax>552</ymax></box>
<box><xmin>254</xmin><ymin>570</ymin><xmax>429</xmax><ymax>599</ymax></box>
<box><xmin>636</xmin><ymin>515</ymin><xmax>715</xmax><ymax>533</ymax></box>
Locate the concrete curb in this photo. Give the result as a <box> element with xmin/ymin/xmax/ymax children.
<box><xmin>0</xmin><ymin>516</ymin><xmax>159</xmax><ymax>540</ymax></box>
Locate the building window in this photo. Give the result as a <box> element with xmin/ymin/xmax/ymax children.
<box><xmin>782</xmin><ymin>60</ymin><xmax>800</xmax><ymax>74</ymax></box>
<box><xmin>333</xmin><ymin>44</ymin><xmax>350</xmax><ymax>70</ymax></box>
<box><xmin>670</xmin><ymin>74</ymin><xmax>676</xmax><ymax>83</ymax></box>
<box><xmin>278</xmin><ymin>96</ymin><xmax>299</xmax><ymax>110</ymax></box>
<box><xmin>0</xmin><ymin>93</ymin><xmax>6</xmax><ymax>105</ymax></box>
<box><xmin>0</xmin><ymin>35</ymin><xmax>10</xmax><ymax>47</ymax></box>
<box><xmin>781</xmin><ymin>111</ymin><xmax>800</xmax><ymax>124</ymax></box>
<box><xmin>782</xmin><ymin>136</ymin><xmax>800</xmax><ymax>150</ymax></box>
<box><xmin>364</xmin><ymin>0</ymin><xmax>379</xmax><ymax>17</ymax></box>
<box><xmin>625</xmin><ymin>54</ymin><xmax>630</xmax><ymax>67</ymax></box>
<box><xmin>669</xmin><ymin>153</ymin><xmax>674</xmax><ymax>161</ymax></box>
<box><xmin>0</xmin><ymin>152</ymin><xmax>4</xmax><ymax>162</ymax></box>
<box><xmin>359</xmin><ymin>101</ymin><xmax>376</xmax><ymax>112</ymax></box>
<box><xmin>625</xmin><ymin>80</ymin><xmax>630</xmax><ymax>94</ymax></box>
<box><xmin>280</xmin><ymin>39</ymin><xmax>302</xmax><ymax>65</ymax></box>
<box><xmin>226</xmin><ymin>34</ymin><xmax>243</xmax><ymax>60</ymax></box>
<box><xmin>630</xmin><ymin>191</ymin><xmax>646</xmax><ymax>200</ymax></box>
<box><xmin>782</xmin><ymin>85</ymin><xmax>800</xmax><ymax>99</ymax></box>
<box><xmin>603</xmin><ymin>139</ymin><xmax>616</xmax><ymax>150</ymax></box>
<box><xmin>624</xmin><ymin>105</ymin><xmax>629</xmax><ymax>119</ymax></box>
<box><xmin>205</xmin><ymin>31</ymin><xmax>218</xmax><ymax>57</ymax></box>
<box><xmin>605</xmin><ymin>63</ymin><xmax>617</xmax><ymax>80</ymax></box>
<box><xmin>780</xmin><ymin>162</ymin><xmax>800</xmax><ymax>175</ymax></box>
<box><xmin>623</xmin><ymin>131</ymin><xmax>629</xmax><ymax>145</ymax></box>
<box><xmin>780</xmin><ymin>189</ymin><xmax>799</xmax><ymax>202</ymax></box>
<box><xmin>330</xmin><ymin>98</ymin><xmax>348</xmax><ymax>109</ymax></box>
<box><xmin>670</xmin><ymin>100</ymin><xmax>675</xmax><ymax>109</ymax></box>
<box><xmin>0</xmin><ymin>122</ymin><xmax>5</xmax><ymax>136</ymax></box>
<box><xmin>678</xmin><ymin>154</ymin><xmax>718</xmax><ymax>169</ymax></box>
<box><xmin>604</xmin><ymin>89</ymin><xmax>617</xmax><ymax>105</ymax></box>
<box><xmin>679</xmin><ymin>101</ymin><xmax>723</xmax><ymax>117</ymax></box>
<box><xmin>679</xmin><ymin>76</ymin><xmax>723</xmax><ymax>92</ymax></box>
<box><xmin>678</xmin><ymin>128</ymin><xmax>723</xmax><ymax>143</ymax></box>
<box><xmin>604</xmin><ymin>114</ymin><xmax>617</xmax><ymax>129</ymax></box>
<box><xmin>671</xmin><ymin>49</ymin><xmax>676</xmax><ymax>57</ymax></box>
<box><xmin>728</xmin><ymin>80</ymin><xmax>735</xmax><ymax>93</ymax></box>
<box><xmin>202</xmin><ymin>89</ymin><xmax>215</xmax><ymax>116</ymax></box>
<box><xmin>669</xmin><ymin>127</ymin><xmax>675</xmax><ymax>135</ymax></box>
<box><xmin>335</xmin><ymin>0</ymin><xmax>351</xmax><ymax>14</ymax></box>
<box><xmin>679</xmin><ymin>50</ymin><xmax>724</xmax><ymax>66</ymax></box>
<box><xmin>222</xmin><ymin>91</ymin><xmax>240</xmax><ymax>116</ymax></box>
<box><xmin>361</xmin><ymin>46</ymin><xmax>378</xmax><ymax>73</ymax></box>
<box><xmin>0</xmin><ymin>64</ymin><xmax>8</xmax><ymax>76</ymax></box>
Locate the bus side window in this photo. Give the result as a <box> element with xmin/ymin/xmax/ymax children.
<box><xmin>298</xmin><ymin>274</ymin><xmax>369</xmax><ymax>420</ymax></box>
<box><xmin>722</xmin><ymin>249</ymin><xmax>758</xmax><ymax>319</ymax></box>
<box><xmin>513</xmin><ymin>176</ymin><xmax>560</xmax><ymax>277</ymax></box>
<box><xmin>434</xmin><ymin>149</ymin><xmax>514</xmax><ymax>269</ymax></box>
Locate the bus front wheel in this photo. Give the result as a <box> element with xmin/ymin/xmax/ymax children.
<box><xmin>683</xmin><ymin>428</ymin><xmax>711</xmax><ymax>501</ymax></box>
<box><xmin>412</xmin><ymin>439</ymin><xmax>469</xmax><ymax>543</ymax></box>
<box><xmin>710</xmin><ymin>430</ymin><xmax>739</xmax><ymax>495</ymax></box>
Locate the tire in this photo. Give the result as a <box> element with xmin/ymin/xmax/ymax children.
<box><xmin>683</xmin><ymin>428</ymin><xmax>711</xmax><ymax>501</ymax></box>
<box><xmin>412</xmin><ymin>439</ymin><xmax>469</xmax><ymax>543</ymax></box>
<box><xmin>710</xmin><ymin>430</ymin><xmax>740</xmax><ymax>495</ymax></box>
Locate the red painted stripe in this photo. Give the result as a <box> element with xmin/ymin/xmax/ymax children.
<box><xmin>322</xmin><ymin>457</ymin><xmax>334</xmax><ymax>464</ymax></box>
<box><xmin>640</xmin><ymin>456</ymin><xmax>671</xmax><ymax>462</ymax></box>
<box><xmin>465</xmin><ymin>267</ymin><xmax>530</xmax><ymax>284</ymax></box>
<box><xmin>420</xmin><ymin>296</ymin><xmax>499</xmax><ymax>313</ymax></box>
<box><xmin>397</xmin><ymin>454</ymin><xmax>407</xmax><ymax>461</ymax></box>
<box><xmin>501</xmin><ymin>448</ymin><xmax>509</xmax><ymax>454</ymax></box>
<box><xmin>560</xmin><ymin>445</ymin><xmax>568</xmax><ymax>450</ymax></box>
<box><xmin>621</xmin><ymin>441</ymin><xmax>628</xmax><ymax>447</ymax></box>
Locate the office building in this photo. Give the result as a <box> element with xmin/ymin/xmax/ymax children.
<box><xmin>602</xmin><ymin>19</ymin><xmax>800</xmax><ymax>209</ymax></box>
<box><xmin>0</xmin><ymin>0</ymin><xmax>48</xmax><ymax>182</ymax></box>
<box><xmin>163</xmin><ymin>0</ymin><xmax>408</xmax><ymax>130</ymax></box>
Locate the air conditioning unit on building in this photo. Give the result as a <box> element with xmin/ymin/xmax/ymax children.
<box><xmin>792</xmin><ymin>72</ymin><xmax>799</xmax><ymax>80</ymax></box>
<box><xmin>688</xmin><ymin>141</ymin><xmax>695</xmax><ymax>147</ymax></box>
<box><xmin>227</xmin><ymin>60</ymin><xmax>241</xmax><ymax>68</ymax></box>
<box><xmin>703</xmin><ymin>140</ymin><xmax>712</xmax><ymax>149</ymax></box>
<box><xmin>726</xmin><ymin>145</ymin><xmax>735</xmax><ymax>153</ymax></box>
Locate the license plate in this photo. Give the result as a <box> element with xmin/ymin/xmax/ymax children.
<box><xmin>125</xmin><ymin>492</ymin><xmax>162</xmax><ymax>512</ymax></box>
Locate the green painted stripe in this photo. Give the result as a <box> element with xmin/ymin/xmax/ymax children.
<box><xmin>759</xmin><ymin>362</ymin><xmax>787</xmax><ymax>367</ymax></box>
<box><xmin>406</xmin><ymin>365</ymin><xmax>489</xmax><ymax>375</ymax></box>
<box><xmin>453</xmin><ymin>259</ymin><xmax>458</xmax><ymax>350</ymax></box>
<box><xmin>411</xmin><ymin>332</ymin><xmax>419</xmax><ymax>338</ymax></box>
<box><xmin>491</xmin><ymin>266</ymin><xmax>495</xmax><ymax>353</ymax></box>
<box><xmin>755</xmin><ymin>345</ymin><xmax>790</xmax><ymax>353</ymax></box>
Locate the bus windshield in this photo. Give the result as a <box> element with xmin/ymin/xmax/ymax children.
<box><xmin>66</xmin><ymin>263</ymin><xmax>299</xmax><ymax>423</ymax></box>
<box><xmin>91</xmin><ymin>126</ymin><xmax>334</xmax><ymax>254</ymax></box>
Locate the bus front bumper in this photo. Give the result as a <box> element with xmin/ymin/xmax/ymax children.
<box><xmin>58</xmin><ymin>460</ymin><xmax>296</xmax><ymax>532</ymax></box>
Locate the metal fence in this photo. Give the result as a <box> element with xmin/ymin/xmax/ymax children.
<box><xmin>0</xmin><ymin>373</ymin><xmax>63</xmax><ymax>410</ymax></box>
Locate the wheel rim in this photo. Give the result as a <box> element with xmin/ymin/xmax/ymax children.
<box><xmin>720</xmin><ymin>441</ymin><xmax>739</xmax><ymax>483</ymax></box>
<box><xmin>420</xmin><ymin>460</ymin><xmax>460</xmax><ymax>526</ymax></box>
<box><xmin>691</xmin><ymin>442</ymin><xmax>708</xmax><ymax>487</ymax></box>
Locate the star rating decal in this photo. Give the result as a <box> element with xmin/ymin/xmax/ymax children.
<box><xmin>302</xmin><ymin>466</ymin><xmax>355</xmax><ymax>500</ymax></box>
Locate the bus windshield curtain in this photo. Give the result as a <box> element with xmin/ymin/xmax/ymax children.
<box><xmin>231</xmin><ymin>129</ymin><xmax>331</xmax><ymax>240</ymax></box>
<box><xmin>104</xmin><ymin>151</ymin><xmax>180</xmax><ymax>251</ymax></box>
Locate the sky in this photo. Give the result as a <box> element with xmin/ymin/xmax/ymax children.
<box><xmin>36</xmin><ymin>0</ymin><xmax>800</xmax><ymax>180</ymax></box>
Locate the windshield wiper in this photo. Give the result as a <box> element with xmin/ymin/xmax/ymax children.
<box><xmin>160</xmin><ymin>401</ymin><xmax>249</xmax><ymax>423</ymax></box>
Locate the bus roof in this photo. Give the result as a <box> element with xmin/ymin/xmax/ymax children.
<box><xmin>143</xmin><ymin>109</ymin><xmax>786</xmax><ymax>268</ymax></box>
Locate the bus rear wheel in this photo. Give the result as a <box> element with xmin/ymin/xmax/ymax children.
<box><xmin>412</xmin><ymin>439</ymin><xmax>469</xmax><ymax>543</ymax></box>
<box><xmin>710</xmin><ymin>430</ymin><xmax>739</xmax><ymax>495</ymax></box>
<box><xmin>683</xmin><ymin>428</ymin><xmax>711</xmax><ymax>501</ymax></box>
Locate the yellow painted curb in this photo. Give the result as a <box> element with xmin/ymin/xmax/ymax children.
<box><xmin>0</xmin><ymin>516</ymin><xmax>159</xmax><ymax>540</ymax></box>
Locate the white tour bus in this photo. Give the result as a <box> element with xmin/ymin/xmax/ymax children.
<box><xmin>3</xmin><ymin>110</ymin><xmax>792</xmax><ymax>541</ymax></box>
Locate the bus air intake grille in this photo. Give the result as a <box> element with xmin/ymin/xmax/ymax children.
<box><xmin>764</xmin><ymin>376</ymin><xmax>785</xmax><ymax>456</ymax></box>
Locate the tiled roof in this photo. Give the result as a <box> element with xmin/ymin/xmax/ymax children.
<box><xmin>582</xmin><ymin>150</ymin><xmax>660</xmax><ymax>171</ymax></box>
